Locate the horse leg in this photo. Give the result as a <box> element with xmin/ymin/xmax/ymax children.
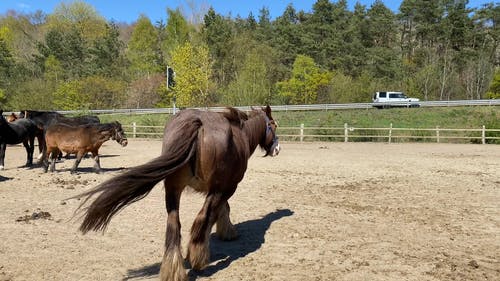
<box><xmin>187</xmin><ymin>193</ymin><xmax>225</xmax><ymax>270</ymax></box>
<box><xmin>36</xmin><ymin>133</ymin><xmax>45</xmax><ymax>161</ymax></box>
<box><xmin>71</xmin><ymin>152</ymin><xmax>84</xmax><ymax>174</ymax></box>
<box><xmin>159</xmin><ymin>180</ymin><xmax>186</xmax><ymax>281</ymax></box>
<box><xmin>28</xmin><ymin>137</ymin><xmax>35</xmax><ymax>166</ymax></box>
<box><xmin>22</xmin><ymin>138</ymin><xmax>34</xmax><ymax>167</ymax></box>
<box><xmin>49</xmin><ymin>150</ymin><xmax>59</xmax><ymax>172</ymax></box>
<box><xmin>42</xmin><ymin>148</ymin><xmax>50</xmax><ymax>173</ymax></box>
<box><xmin>91</xmin><ymin>151</ymin><xmax>101</xmax><ymax>174</ymax></box>
<box><xmin>0</xmin><ymin>142</ymin><xmax>6</xmax><ymax>170</ymax></box>
<box><xmin>216</xmin><ymin>201</ymin><xmax>238</xmax><ymax>241</ymax></box>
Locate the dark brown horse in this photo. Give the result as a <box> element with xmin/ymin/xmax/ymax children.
<box><xmin>42</xmin><ymin>121</ymin><xmax>127</xmax><ymax>173</ymax></box>
<box><xmin>0</xmin><ymin>110</ymin><xmax>38</xmax><ymax>170</ymax></box>
<box><xmin>74</xmin><ymin>106</ymin><xmax>279</xmax><ymax>281</ymax></box>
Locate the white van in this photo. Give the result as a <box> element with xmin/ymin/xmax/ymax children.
<box><xmin>372</xmin><ymin>91</ymin><xmax>420</xmax><ymax>109</ymax></box>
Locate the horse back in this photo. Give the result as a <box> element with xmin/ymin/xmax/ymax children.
<box><xmin>45</xmin><ymin>123</ymin><xmax>100</xmax><ymax>154</ymax></box>
<box><xmin>0</xmin><ymin>118</ymin><xmax>38</xmax><ymax>144</ymax></box>
<box><xmin>165</xmin><ymin>109</ymin><xmax>249</xmax><ymax>191</ymax></box>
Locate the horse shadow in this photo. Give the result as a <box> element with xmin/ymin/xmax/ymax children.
<box><xmin>61</xmin><ymin>154</ymin><xmax>120</xmax><ymax>159</ymax></box>
<box><xmin>0</xmin><ymin>175</ymin><xmax>12</xmax><ymax>182</ymax></box>
<box><xmin>57</xmin><ymin>166</ymin><xmax>126</xmax><ymax>173</ymax></box>
<box><xmin>123</xmin><ymin>209</ymin><xmax>294</xmax><ymax>280</ymax></box>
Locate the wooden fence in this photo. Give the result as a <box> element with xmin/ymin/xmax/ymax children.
<box><xmin>124</xmin><ymin>123</ymin><xmax>500</xmax><ymax>144</ymax></box>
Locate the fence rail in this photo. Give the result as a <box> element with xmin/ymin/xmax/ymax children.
<box><xmin>124</xmin><ymin>123</ymin><xmax>500</xmax><ymax>144</ymax></box>
<box><xmin>3</xmin><ymin>99</ymin><xmax>497</xmax><ymax>116</ymax></box>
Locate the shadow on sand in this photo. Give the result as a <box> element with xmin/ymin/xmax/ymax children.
<box><xmin>123</xmin><ymin>209</ymin><xmax>294</xmax><ymax>280</ymax></box>
<box><xmin>0</xmin><ymin>175</ymin><xmax>12</xmax><ymax>182</ymax></box>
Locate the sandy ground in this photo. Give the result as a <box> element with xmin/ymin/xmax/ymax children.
<box><xmin>0</xmin><ymin>140</ymin><xmax>499</xmax><ymax>281</ymax></box>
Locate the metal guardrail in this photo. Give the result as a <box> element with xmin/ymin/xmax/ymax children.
<box><xmin>102</xmin><ymin>99</ymin><xmax>500</xmax><ymax>115</ymax></box>
<box><xmin>2</xmin><ymin>99</ymin><xmax>498</xmax><ymax>116</ymax></box>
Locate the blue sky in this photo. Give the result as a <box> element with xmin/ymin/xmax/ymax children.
<box><xmin>1</xmin><ymin>0</ymin><xmax>496</xmax><ymax>23</ymax></box>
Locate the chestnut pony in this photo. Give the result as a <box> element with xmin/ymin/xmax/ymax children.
<box><xmin>75</xmin><ymin>106</ymin><xmax>280</xmax><ymax>281</ymax></box>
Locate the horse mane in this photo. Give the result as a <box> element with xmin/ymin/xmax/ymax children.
<box><xmin>220</xmin><ymin>107</ymin><xmax>248</xmax><ymax>128</ymax></box>
<box><xmin>241</xmin><ymin>109</ymin><xmax>268</xmax><ymax>153</ymax></box>
<box><xmin>91</xmin><ymin>122</ymin><xmax>120</xmax><ymax>133</ymax></box>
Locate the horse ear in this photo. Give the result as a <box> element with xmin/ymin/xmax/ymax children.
<box><xmin>0</xmin><ymin>109</ymin><xmax>3</xmax><ymax>115</ymax></box>
<box><xmin>264</xmin><ymin>105</ymin><xmax>272</xmax><ymax>116</ymax></box>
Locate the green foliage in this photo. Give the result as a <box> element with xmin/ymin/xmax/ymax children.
<box><xmin>486</xmin><ymin>69</ymin><xmax>500</xmax><ymax>99</ymax></box>
<box><xmin>53</xmin><ymin>76</ymin><xmax>126</xmax><ymax>110</ymax></box>
<box><xmin>0</xmin><ymin>37</ymin><xmax>13</xmax><ymax>86</ymax></box>
<box><xmin>222</xmin><ymin>47</ymin><xmax>274</xmax><ymax>106</ymax></box>
<box><xmin>276</xmin><ymin>55</ymin><xmax>333</xmax><ymax>104</ymax></box>
<box><xmin>0</xmin><ymin>1</ymin><xmax>498</xmax><ymax>110</ymax></box>
<box><xmin>46</xmin><ymin>1</ymin><xmax>107</xmax><ymax>41</ymax></box>
<box><xmin>89</xmin><ymin>22</ymin><xmax>126</xmax><ymax>77</ymax></box>
<box><xmin>127</xmin><ymin>15</ymin><xmax>162</xmax><ymax>77</ymax></box>
<box><xmin>6</xmin><ymin>78</ymin><xmax>54</xmax><ymax>110</ymax></box>
<box><xmin>202</xmin><ymin>8</ymin><xmax>234</xmax><ymax>86</ymax></box>
<box><xmin>0</xmin><ymin>88</ymin><xmax>6</xmax><ymax>106</ymax></box>
<box><xmin>169</xmin><ymin>42</ymin><xmax>213</xmax><ymax>107</ymax></box>
<box><xmin>163</xmin><ymin>8</ymin><xmax>191</xmax><ymax>56</ymax></box>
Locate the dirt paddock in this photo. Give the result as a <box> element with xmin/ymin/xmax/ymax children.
<box><xmin>0</xmin><ymin>140</ymin><xmax>499</xmax><ymax>281</ymax></box>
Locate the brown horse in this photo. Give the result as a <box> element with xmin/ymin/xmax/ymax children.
<box><xmin>43</xmin><ymin>121</ymin><xmax>128</xmax><ymax>173</ymax></box>
<box><xmin>74</xmin><ymin>106</ymin><xmax>279</xmax><ymax>281</ymax></box>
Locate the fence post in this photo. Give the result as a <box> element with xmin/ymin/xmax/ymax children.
<box><xmin>300</xmin><ymin>123</ymin><xmax>304</xmax><ymax>142</ymax></box>
<box><xmin>344</xmin><ymin>123</ymin><xmax>348</xmax><ymax>143</ymax></box>
<box><xmin>482</xmin><ymin>125</ymin><xmax>486</xmax><ymax>144</ymax></box>
<box><xmin>388</xmin><ymin>123</ymin><xmax>392</xmax><ymax>143</ymax></box>
<box><xmin>436</xmin><ymin>126</ymin><xmax>440</xmax><ymax>143</ymax></box>
<box><xmin>132</xmin><ymin>122</ymin><xmax>136</xmax><ymax>138</ymax></box>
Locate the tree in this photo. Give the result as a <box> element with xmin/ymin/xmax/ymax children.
<box><xmin>53</xmin><ymin>76</ymin><xmax>126</xmax><ymax>110</ymax></box>
<box><xmin>162</xmin><ymin>8</ymin><xmax>191</xmax><ymax>59</ymax></box>
<box><xmin>126</xmin><ymin>74</ymin><xmax>165</xmax><ymax>108</ymax></box>
<box><xmin>0</xmin><ymin>38</ymin><xmax>13</xmax><ymax>87</ymax></box>
<box><xmin>37</xmin><ymin>26</ymin><xmax>87</xmax><ymax>79</ymax></box>
<box><xmin>46</xmin><ymin>1</ymin><xmax>107</xmax><ymax>41</ymax></box>
<box><xmin>486</xmin><ymin>68</ymin><xmax>500</xmax><ymax>98</ymax></box>
<box><xmin>89</xmin><ymin>22</ymin><xmax>126</xmax><ymax>77</ymax></box>
<box><xmin>272</xmin><ymin>4</ymin><xmax>302</xmax><ymax>68</ymax></box>
<box><xmin>222</xmin><ymin>45</ymin><xmax>276</xmax><ymax>106</ymax></box>
<box><xmin>169</xmin><ymin>42</ymin><xmax>213</xmax><ymax>107</ymax></box>
<box><xmin>276</xmin><ymin>55</ymin><xmax>333</xmax><ymax>104</ymax></box>
<box><xmin>202</xmin><ymin>7</ymin><xmax>234</xmax><ymax>85</ymax></box>
<box><xmin>127</xmin><ymin>15</ymin><xmax>162</xmax><ymax>77</ymax></box>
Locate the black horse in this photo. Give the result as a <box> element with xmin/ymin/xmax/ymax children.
<box><xmin>20</xmin><ymin>110</ymin><xmax>100</xmax><ymax>159</ymax></box>
<box><xmin>0</xmin><ymin>110</ymin><xmax>38</xmax><ymax>170</ymax></box>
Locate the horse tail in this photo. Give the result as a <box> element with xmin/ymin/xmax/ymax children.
<box><xmin>74</xmin><ymin>118</ymin><xmax>202</xmax><ymax>234</ymax></box>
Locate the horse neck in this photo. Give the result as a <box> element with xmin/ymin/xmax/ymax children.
<box><xmin>95</xmin><ymin>123</ymin><xmax>115</xmax><ymax>142</ymax></box>
<box><xmin>243</xmin><ymin>113</ymin><xmax>266</xmax><ymax>154</ymax></box>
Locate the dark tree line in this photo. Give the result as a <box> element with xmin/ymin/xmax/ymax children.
<box><xmin>0</xmin><ymin>0</ymin><xmax>498</xmax><ymax>110</ymax></box>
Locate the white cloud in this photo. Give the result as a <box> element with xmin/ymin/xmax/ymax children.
<box><xmin>17</xmin><ymin>3</ymin><xmax>31</xmax><ymax>10</ymax></box>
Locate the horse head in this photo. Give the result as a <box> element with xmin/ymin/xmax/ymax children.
<box><xmin>7</xmin><ymin>113</ymin><xmax>18</xmax><ymax>122</ymax></box>
<box><xmin>261</xmin><ymin>105</ymin><xmax>280</xmax><ymax>157</ymax></box>
<box><xmin>112</xmin><ymin>121</ymin><xmax>128</xmax><ymax>147</ymax></box>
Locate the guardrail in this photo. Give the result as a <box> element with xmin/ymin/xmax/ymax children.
<box><xmin>97</xmin><ymin>99</ymin><xmax>500</xmax><ymax>114</ymax></box>
<box><xmin>4</xmin><ymin>99</ymin><xmax>496</xmax><ymax>116</ymax></box>
<box><xmin>124</xmin><ymin>123</ymin><xmax>500</xmax><ymax>144</ymax></box>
